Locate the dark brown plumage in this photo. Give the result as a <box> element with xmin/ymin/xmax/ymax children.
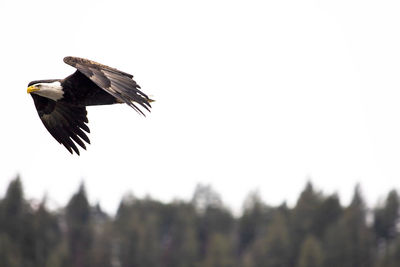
<box><xmin>28</xmin><ymin>57</ymin><xmax>152</xmax><ymax>155</ymax></box>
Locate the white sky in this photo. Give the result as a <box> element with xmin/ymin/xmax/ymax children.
<box><xmin>1</xmin><ymin>0</ymin><xmax>400</xmax><ymax>214</ymax></box>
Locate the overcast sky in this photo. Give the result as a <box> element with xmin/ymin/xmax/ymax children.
<box><xmin>1</xmin><ymin>0</ymin><xmax>400</xmax><ymax>214</ymax></box>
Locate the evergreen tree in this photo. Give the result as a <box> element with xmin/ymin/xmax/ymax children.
<box><xmin>244</xmin><ymin>211</ymin><xmax>291</xmax><ymax>267</ymax></box>
<box><xmin>89</xmin><ymin>204</ymin><xmax>112</xmax><ymax>267</ymax></box>
<box><xmin>114</xmin><ymin>197</ymin><xmax>162</xmax><ymax>267</ymax></box>
<box><xmin>293</xmin><ymin>182</ymin><xmax>322</xmax><ymax>233</ymax></box>
<box><xmin>202</xmin><ymin>233</ymin><xmax>234</xmax><ymax>267</ymax></box>
<box><xmin>374</xmin><ymin>190</ymin><xmax>399</xmax><ymax>242</ymax></box>
<box><xmin>0</xmin><ymin>233</ymin><xmax>21</xmax><ymax>267</ymax></box>
<box><xmin>0</xmin><ymin>177</ymin><xmax>37</xmax><ymax>267</ymax></box>
<box><xmin>324</xmin><ymin>185</ymin><xmax>374</xmax><ymax>267</ymax></box>
<box><xmin>160</xmin><ymin>203</ymin><xmax>199</xmax><ymax>267</ymax></box>
<box><xmin>291</xmin><ymin>182</ymin><xmax>323</xmax><ymax>264</ymax></box>
<box><xmin>33</xmin><ymin>201</ymin><xmax>60</xmax><ymax>267</ymax></box>
<box><xmin>297</xmin><ymin>235</ymin><xmax>323</xmax><ymax>267</ymax></box>
<box><xmin>238</xmin><ymin>191</ymin><xmax>273</xmax><ymax>253</ymax></box>
<box><xmin>5</xmin><ymin>176</ymin><xmax>400</xmax><ymax>266</ymax></box>
<box><xmin>0</xmin><ymin>177</ymin><xmax>25</xmax><ymax>240</ymax></box>
<box><xmin>192</xmin><ymin>185</ymin><xmax>234</xmax><ymax>258</ymax></box>
<box><xmin>313</xmin><ymin>194</ymin><xmax>342</xmax><ymax>237</ymax></box>
<box><xmin>65</xmin><ymin>183</ymin><xmax>93</xmax><ymax>267</ymax></box>
<box><xmin>377</xmin><ymin>236</ymin><xmax>400</xmax><ymax>267</ymax></box>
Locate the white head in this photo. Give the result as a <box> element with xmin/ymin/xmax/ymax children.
<box><xmin>27</xmin><ymin>80</ymin><xmax>64</xmax><ymax>101</ymax></box>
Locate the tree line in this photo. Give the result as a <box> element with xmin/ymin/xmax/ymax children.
<box><xmin>0</xmin><ymin>176</ymin><xmax>400</xmax><ymax>267</ymax></box>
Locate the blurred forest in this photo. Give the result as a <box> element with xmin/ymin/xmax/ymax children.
<box><xmin>1</xmin><ymin>177</ymin><xmax>400</xmax><ymax>267</ymax></box>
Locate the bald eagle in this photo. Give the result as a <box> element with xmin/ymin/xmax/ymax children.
<box><xmin>27</xmin><ymin>57</ymin><xmax>152</xmax><ymax>155</ymax></box>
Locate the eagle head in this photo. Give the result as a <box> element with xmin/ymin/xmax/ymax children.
<box><xmin>27</xmin><ymin>80</ymin><xmax>64</xmax><ymax>101</ymax></box>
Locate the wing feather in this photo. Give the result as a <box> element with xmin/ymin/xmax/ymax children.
<box><xmin>31</xmin><ymin>94</ymin><xmax>90</xmax><ymax>155</ymax></box>
<box><xmin>63</xmin><ymin>56</ymin><xmax>151</xmax><ymax>115</ymax></box>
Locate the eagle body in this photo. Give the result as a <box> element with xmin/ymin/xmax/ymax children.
<box><xmin>61</xmin><ymin>71</ymin><xmax>120</xmax><ymax>106</ymax></box>
<box><xmin>28</xmin><ymin>57</ymin><xmax>152</xmax><ymax>155</ymax></box>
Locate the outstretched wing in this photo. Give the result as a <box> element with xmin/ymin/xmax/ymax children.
<box><xmin>31</xmin><ymin>94</ymin><xmax>90</xmax><ymax>155</ymax></box>
<box><xmin>63</xmin><ymin>56</ymin><xmax>151</xmax><ymax>115</ymax></box>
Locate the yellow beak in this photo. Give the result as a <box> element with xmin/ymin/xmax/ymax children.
<box><xmin>27</xmin><ymin>85</ymin><xmax>40</xmax><ymax>94</ymax></box>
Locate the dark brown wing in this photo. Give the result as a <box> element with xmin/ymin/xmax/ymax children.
<box><xmin>63</xmin><ymin>56</ymin><xmax>151</xmax><ymax>115</ymax></box>
<box><xmin>31</xmin><ymin>94</ymin><xmax>90</xmax><ymax>155</ymax></box>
